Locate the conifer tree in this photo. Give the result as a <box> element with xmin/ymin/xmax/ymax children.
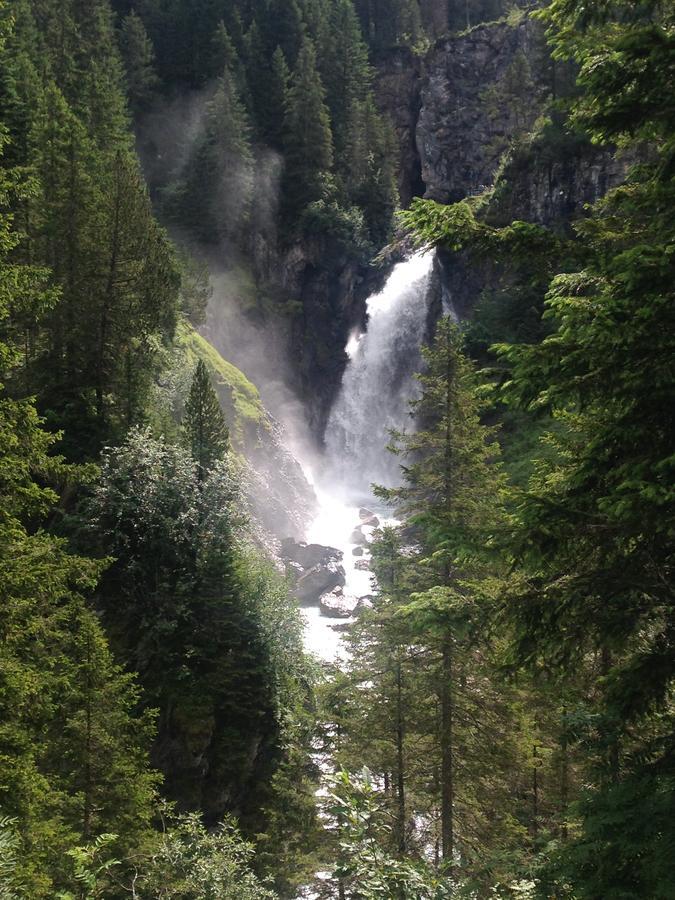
<box><xmin>167</xmin><ymin>69</ymin><xmax>253</xmax><ymax>245</ymax></box>
<box><xmin>0</xmin><ymin>91</ymin><xmax>157</xmax><ymax>895</ymax></box>
<box><xmin>119</xmin><ymin>9</ymin><xmax>160</xmax><ymax>115</ymax></box>
<box><xmin>318</xmin><ymin>0</ymin><xmax>371</xmax><ymax>162</ymax></box>
<box><xmin>210</xmin><ymin>19</ymin><xmax>246</xmax><ymax>89</ymax></box>
<box><xmin>183</xmin><ymin>359</ymin><xmax>230</xmax><ymax>476</ymax></box>
<box><xmin>282</xmin><ymin>37</ymin><xmax>334</xmax><ymax>224</ymax></box>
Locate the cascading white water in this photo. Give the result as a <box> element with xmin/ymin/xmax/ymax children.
<box><xmin>323</xmin><ymin>251</ymin><xmax>435</xmax><ymax>499</ymax></box>
<box><xmin>297</xmin><ymin>252</ymin><xmax>437</xmax><ymax>899</ymax></box>
<box><xmin>302</xmin><ymin>252</ymin><xmax>435</xmax><ymax>660</ymax></box>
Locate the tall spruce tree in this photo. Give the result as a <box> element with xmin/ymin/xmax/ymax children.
<box><xmin>0</xmin><ymin>69</ymin><xmax>157</xmax><ymax>895</ymax></box>
<box><xmin>166</xmin><ymin>69</ymin><xmax>253</xmax><ymax>245</ymax></box>
<box><xmin>282</xmin><ymin>36</ymin><xmax>334</xmax><ymax>225</ymax></box>
<box><xmin>119</xmin><ymin>9</ymin><xmax>160</xmax><ymax>115</ymax></box>
<box><xmin>183</xmin><ymin>359</ymin><xmax>230</xmax><ymax>477</ymax></box>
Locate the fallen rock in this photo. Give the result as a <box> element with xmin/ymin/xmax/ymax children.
<box><xmin>294</xmin><ymin>560</ymin><xmax>346</xmax><ymax>606</ymax></box>
<box><xmin>350</xmin><ymin>527</ymin><xmax>368</xmax><ymax>546</ymax></box>
<box><xmin>281</xmin><ymin>538</ymin><xmax>343</xmax><ymax>569</ymax></box>
<box><xmin>352</xmin><ymin>546</ymin><xmax>364</xmax><ymax>557</ymax></box>
<box><xmin>319</xmin><ymin>588</ymin><xmax>359</xmax><ymax>619</ymax></box>
<box><xmin>354</xmin><ymin>559</ymin><xmax>371</xmax><ymax>572</ymax></box>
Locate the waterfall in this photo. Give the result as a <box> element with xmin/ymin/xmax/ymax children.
<box><xmin>301</xmin><ymin>250</ymin><xmax>435</xmax><ymax>661</ymax></box>
<box><xmin>323</xmin><ymin>250</ymin><xmax>435</xmax><ymax>500</ymax></box>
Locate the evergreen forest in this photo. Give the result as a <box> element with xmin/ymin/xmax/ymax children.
<box><xmin>0</xmin><ymin>0</ymin><xmax>672</xmax><ymax>898</ymax></box>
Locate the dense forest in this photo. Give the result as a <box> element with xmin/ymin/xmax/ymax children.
<box><xmin>0</xmin><ymin>0</ymin><xmax>673</xmax><ymax>898</ymax></box>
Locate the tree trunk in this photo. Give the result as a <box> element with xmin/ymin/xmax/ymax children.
<box><xmin>560</xmin><ymin>705</ymin><xmax>568</xmax><ymax>841</ymax></box>
<box><xmin>395</xmin><ymin>658</ymin><xmax>406</xmax><ymax>854</ymax></box>
<box><xmin>440</xmin><ymin>635</ymin><xmax>454</xmax><ymax>869</ymax></box>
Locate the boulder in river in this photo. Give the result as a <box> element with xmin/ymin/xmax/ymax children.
<box><xmin>350</xmin><ymin>527</ymin><xmax>368</xmax><ymax>546</ymax></box>
<box><xmin>354</xmin><ymin>559</ymin><xmax>371</xmax><ymax>572</ymax></box>
<box><xmin>280</xmin><ymin>538</ymin><xmax>343</xmax><ymax>569</ymax></box>
<box><xmin>358</xmin><ymin>508</ymin><xmax>380</xmax><ymax>527</ymax></box>
<box><xmin>319</xmin><ymin>588</ymin><xmax>359</xmax><ymax>619</ymax></box>
<box><xmin>294</xmin><ymin>559</ymin><xmax>346</xmax><ymax>605</ymax></box>
<box><xmin>352</xmin><ymin>546</ymin><xmax>364</xmax><ymax>557</ymax></box>
<box><xmin>356</xmin><ymin>595</ymin><xmax>375</xmax><ymax>613</ymax></box>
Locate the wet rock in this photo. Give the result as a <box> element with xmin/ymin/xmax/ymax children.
<box><xmin>280</xmin><ymin>538</ymin><xmax>343</xmax><ymax>569</ymax></box>
<box><xmin>359</xmin><ymin>508</ymin><xmax>380</xmax><ymax>528</ymax></box>
<box><xmin>330</xmin><ymin>621</ymin><xmax>352</xmax><ymax>633</ymax></box>
<box><xmin>352</xmin><ymin>546</ymin><xmax>364</xmax><ymax>557</ymax></box>
<box><xmin>320</xmin><ymin>588</ymin><xmax>359</xmax><ymax>619</ymax></box>
<box><xmin>294</xmin><ymin>560</ymin><xmax>346</xmax><ymax>606</ymax></box>
<box><xmin>350</xmin><ymin>527</ymin><xmax>368</xmax><ymax>546</ymax></box>
<box><xmin>354</xmin><ymin>559</ymin><xmax>371</xmax><ymax>572</ymax></box>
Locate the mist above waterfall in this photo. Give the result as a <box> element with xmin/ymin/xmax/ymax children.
<box><xmin>323</xmin><ymin>251</ymin><xmax>435</xmax><ymax>501</ymax></box>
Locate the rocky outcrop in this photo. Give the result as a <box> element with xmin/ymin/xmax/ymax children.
<box><xmin>277</xmin><ymin>233</ymin><xmax>388</xmax><ymax>439</ymax></box>
<box><xmin>374</xmin><ymin>47</ymin><xmax>425</xmax><ymax>206</ymax></box>
<box><xmin>418</xmin><ymin>17</ymin><xmax>550</xmax><ymax>202</ymax></box>
<box><xmin>487</xmin><ymin>140</ymin><xmax>631</xmax><ymax>228</ymax></box>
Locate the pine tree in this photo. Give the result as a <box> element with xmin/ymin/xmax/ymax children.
<box><xmin>318</xmin><ymin>0</ymin><xmax>371</xmax><ymax>162</ymax></box>
<box><xmin>0</xmin><ymin>88</ymin><xmax>157</xmax><ymax>895</ymax></box>
<box><xmin>119</xmin><ymin>9</ymin><xmax>160</xmax><ymax>115</ymax></box>
<box><xmin>210</xmin><ymin>19</ymin><xmax>246</xmax><ymax>89</ymax></box>
<box><xmin>183</xmin><ymin>359</ymin><xmax>230</xmax><ymax>476</ymax></box>
<box><xmin>166</xmin><ymin>69</ymin><xmax>253</xmax><ymax>245</ymax></box>
<box><xmin>345</xmin><ymin>96</ymin><xmax>398</xmax><ymax>245</ymax></box>
<box><xmin>282</xmin><ymin>37</ymin><xmax>334</xmax><ymax>224</ymax></box>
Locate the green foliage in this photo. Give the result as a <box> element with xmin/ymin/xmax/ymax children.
<box><xmin>0</xmin><ymin>0</ymin><xmax>182</xmax><ymax>456</ymax></box>
<box><xmin>178</xmin><ymin>322</ymin><xmax>268</xmax><ymax>447</ymax></box>
<box><xmin>400</xmin><ymin>1</ymin><xmax>675</xmax><ymax>896</ymax></box>
<box><xmin>328</xmin><ymin>769</ymin><xmax>452</xmax><ymax>898</ymax></box>
<box><xmin>0</xmin><ymin>817</ymin><xmax>23</xmax><ymax>899</ymax></box>
<box><xmin>119</xmin><ymin>10</ymin><xmax>159</xmax><ymax>114</ymax></box>
<box><xmin>89</xmin><ymin>427</ymin><xmax>299</xmax><ymax>823</ymax></box>
<box><xmin>183</xmin><ymin>360</ymin><xmax>230</xmax><ymax>476</ymax></box>
<box><xmin>164</xmin><ymin>70</ymin><xmax>253</xmax><ymax>245</ymax></box>
<box><xmin>282</xmin><ymin>37</ymin><xmax>334</xmax><ymax>224</ymax></box>
<box><xmin>138</xmin><ymin>812</ymin><xmax>277</xmax><ymax>899</ymax></box>
<box><xmin>55</xmin><ymin>833</ymin><xmax>120</xmax><ymax>900</ymax></box>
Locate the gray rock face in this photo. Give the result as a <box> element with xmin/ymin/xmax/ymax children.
<box><xmin>294</xmin><ymin>559</ymin><xmax>346</xmax><ymax>606</ymax></box>
<box><xmin>417</xmin><ymin>18</ymin><xmax>550</xmax><ymax>202</ymax></box>
<box><xmin>319</xmin><ymin>588</ymin><xmax>359</xmax><ymax>619</ymax></box>
<box><xmin>488</xmin><ymin>143</ymin><xmax>632</xmax><ymax>227</ymax></box>
<box><xmin>374</xmin><ymin>47</ymin><xmax>424</xmax><ymax>206</ymax></box>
